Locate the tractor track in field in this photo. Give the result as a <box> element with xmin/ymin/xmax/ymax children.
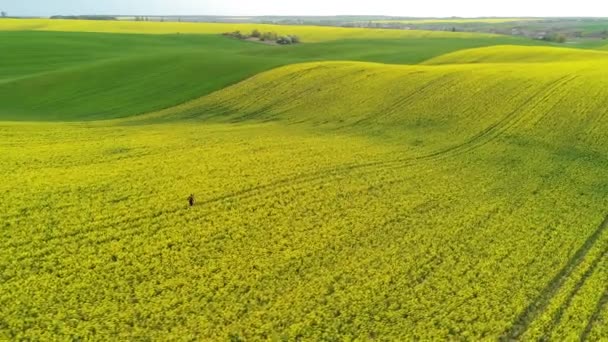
<box><xmin>196</xmin><ymin>76</ymin><xmax>576</xmax><ymax>204</ymax></box>
<box><xmin>1</xmin><ymin>74</ymin><xmax>576</xmax><ymax>254</ymax></box>
<box><xmin>167</xmin><ymin>73</ymin><xmax>579</xmax><ymax>223</ymax></box>
<box><xmin>3</xmin><ymin>170</ymin><xmax>429</xmax><ymax>271</ymax></box>
<box><xmin>502</xmin><ymin>214</ymin><xmax>608</xmax><ymax>340</ymax></box>
<box><xmin>545</xmin><ymin>245</ymin><xmax>608</xmax><ymax>336</ymax></box>
<box><xmin>580</xmin><ymin>284</ymin><xmax>608</xmax><ymax>340</ymax></box>
<box><xmin>383</xmin><ymin>74</ymin><xmax>455</xmax><ymax>115</ymax></box>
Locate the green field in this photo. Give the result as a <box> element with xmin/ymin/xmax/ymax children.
<box><xmin>2</xmin><ymin>19</ymin><xmax>608</xmax><ymax>340</ymax></box>
<box><xmin>0</xmin><ymin>22</ymin><xmax>540</xmax><ymax>121</ymax></box>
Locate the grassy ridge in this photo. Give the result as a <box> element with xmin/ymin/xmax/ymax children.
<box><xmin>0</xmin><ymin>32</ymin><xmax>285</xmax><ymax>120</ymax></box>
<box><xmin>0</xmin><ymin>31</ymin><xmax>217</xmax><ymax>80</ymax></box>
<box><xmin>0</xmin><ymin>49</ymin><xmax>283</xmax><ymax>121</ymax></box>
<box><xmin>0</xmin><ymin>30</ymin><xmax>542</xmax><ymax>121</ymax></box>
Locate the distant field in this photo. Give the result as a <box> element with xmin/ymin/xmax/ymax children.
<box><xmin>423</xmin><ymin>45</ymin><xmax>608</xmax><ymax>64</ymax></box>
<box><xmin>364</xmin><ymin>17</ymin><xmax>608</xmax><ymax>46</ymax></box>
<box><xmin>0</xmin><ymin>18</ymin><xmax>498</xmax><ymax>41</ymax></box>
<box><xmin>2</xmin><ymin>19</ymin><xmax>608</xmax><ymax>340</ymax></box>
<box><xmin>375</xmin><ymin>18</ymin><xmax>544</xmax><ymax>24</ymax></box>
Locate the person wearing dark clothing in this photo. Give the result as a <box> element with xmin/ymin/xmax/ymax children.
<box><xmin>188</xmin><ymin>194</ymin><xmax>195</xmax><ymax>207</ymax></box>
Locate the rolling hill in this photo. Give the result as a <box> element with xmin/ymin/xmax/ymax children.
<box><xmin>423</xmin><ymin>45</ymin><xmax>608</xmax><ymax>64</ymax></box>
<box><xmin>146</xmin><ymin>57</ymin><xmax>608</xmax><ymax>149</ymax></box>
<box><xmin>0</xmin><ymin>20</ymin><xmax>543</xmax><ymax>121</ymax></box>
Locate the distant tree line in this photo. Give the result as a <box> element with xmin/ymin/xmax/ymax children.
<box><xmin>50</xmin><ymin>15</ymin><xmax>117</xmax><ymax>21</ymax></box>
<box><xmin>224</xmin><ymin>29</ymin><xmax>301</xmax><ymax>45</ymax></box>
<box><xmin>540</xmin><ymin>32</ymin><xmax>567</xmax><ymax>43</ymax></box>
<box><xmin>339</xmin><ymin>19</ymin><xmax>608</xmax><ymax>43</ymax></box>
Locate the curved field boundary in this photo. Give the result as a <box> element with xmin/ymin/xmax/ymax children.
<box><xmin>544</xmin><ymin>247</ymin><xmax>608</xmax><ymax>336</ymax></box>
<box><xmin>580</xmin><ymin>286</ymin><xmax>608</xmax><ymax>340</ymax></box>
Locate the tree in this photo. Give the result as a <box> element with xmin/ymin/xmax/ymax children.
<box><xmin>251</xmin><ymin>29</ymin><xmax>261</xmax><ymax>38</ymax></box>
<box><xmin>290</xmin><ymin>35</ymin><xmax>301</xmax><ymax>44</ymax></box>
<box><xmin>260</xmin><ymin>32</ymin><xmax>277</xmax><ymax>42</ymax></box>
<box><xmin>277</xmin><ymin>36</ymin><xmax>293</xmax><ymax>45</ymax></box>
<box><xmin>1</xmin><ymin>11</ymin><xmax>6</xmax><ymax>18</ymax></box>
<box><xmin>542</xmin><ymin>33</ymin><xmax>567</xmax><ymax>43</ymax></box>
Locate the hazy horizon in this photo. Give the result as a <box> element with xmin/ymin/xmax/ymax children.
<box><xmin>3</xmin><ymin>0</ymin><xmax>608</xmax><ymax>18</ymax></box>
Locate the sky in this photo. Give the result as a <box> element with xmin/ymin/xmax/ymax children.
<box><xmin>3</xmin><ymin>0</ymin><xmax>608</xmax><ymax>17</ymax></box>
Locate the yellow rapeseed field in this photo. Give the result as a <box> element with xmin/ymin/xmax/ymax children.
<box><xmin>131</xmin><ymin>55</ymin><xmax>608</xmax><ymax>339</ymax></box>
<box><xmin>423</xmin><ymin>45</ymin><xmax>608</xmax><ymax>64</ymax></box>
<box><xmin>2</xmin><ymin>27</ymin><xmax>608</xmax><ymax>340</ymax></box>
<box><xmin>0</xmin><ymin>18</ymin><xmax>497</xmax><ymax>42</ymax></box>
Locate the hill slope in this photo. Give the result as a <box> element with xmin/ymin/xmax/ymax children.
<box><xmin>148</xmin><ymin>60</ymin><xmax>608</xmax><ymax>151</ymax></box>
<box><xmin>0</xmin><ymin>29</ymin><xmax>543</xmax><ymax>121</ymax></box>
<box><xmin>423</xmin><ymin>45</ymin><xmax>608</xmax><ymax>64</ymax></box>
<box><xmin>4</xmin><ymin>57</ymin><xmax>608</xmax><ymax>339</ymax></box>
<box><xmin>124</xmin><ymin>58</ymin><xmax>608</xmax><ymax>340</ymax></box>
